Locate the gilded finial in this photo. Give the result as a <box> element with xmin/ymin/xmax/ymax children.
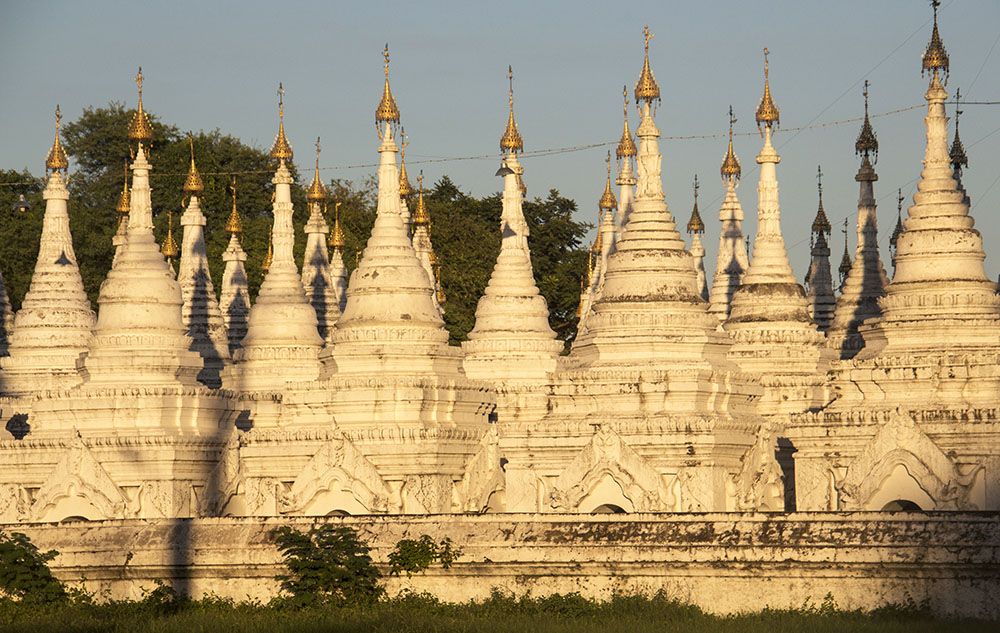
<box><xmin>329</xmin><ymin>201</ymin><xmax>346</xmax><ymax>250</ymax></box>
<box><xmin>854</xmin><ymin>81</ymin><xmax>879</xmax><ymax>162</ymax></box>
<box><xmin>500</xmin><ymin>65</ymin><xmax>524</xmax><ymax>153</ymax></box>
<box><xmin>599</xmin><ymin>151</ymin><xmax>617</xmax><ymax>211</ymax></box>
<box><xmin>922</xmin><ymin>0</ymin><xmax>949</xmax><ymax>81</ymax></box>
<box><xmin>812</xmin><ymin>165</ymin><xmax>831</xmax><ymax>234</ymax></box>
<box><xmin>116</xmin><ymin>162</ymin><xmax>131</xmax><ymax>216</ymax></box>
<box><xmin>399</xmin><ymin>128</ymin><xmax>414</xmax><ymax>198</ymax></box>
<box><xmin>375</xmin><ymin>44</ymin><xmax>401</xmax><ymax>127</ymax></box>
<box><xmin>891</xmin><ymin>188</ymin><xmax>904</xmax><ymax>250</ymax></box>
<box><xmin>269</xmin><ymin>83</ymin><xmax>294</xmax><ymax>161</ymax></box>
<box><xmin>183</xmin><ymin>134</ymin><xmax>204</xmax><ymax>195</ymax></box>
<box><xmin>161</xmin><ymin>210</ymin><xmax>179</xmax><ymax>260</ymax></box>
<box><xmin>686</xmin><ymin>174</ymin><xmax>704</xmax><ymax>234</ymax></box>
<box><xmin>128</xmin><ymin>67</ymin><xmax>154</xmax><ymax>147</ymax></box>
<box><xmin>950</xmin><ymin>88</ymin><xmax>968</xmax><ymax>170</ymax></box>
<box><xmin>720</xmin><ymin>106</ymin><xmax>741</xmax><ymax>181</ymax></box>
<box><xmin>262</xmin><ymin>229</ymin><xmax>273</xmax><ymax>273</ymax></box>
<box><xmin>839</xmin><ymin>218</ymin><xmax>852</xmax><ymax>282</ymax></box>
<box><xmin>306</xmin><ymin>136</ymin><xmax>328</xmax><ymax>202</ymax></box>
<box><xmin>634</xmin><ymin>26</ymin><xmax>660</xmax><ymax>103</ymax></box>
<box><xmin>413</xmin><ymin>171</ymin><xmax>430</xmax><ymax>226</ymax></box>
<box><xmin>755</xmin><ymin>48</ymin><xmax>780</xmax><ymax>133</ymax></box>
<box><xmin>616</xmin><ymin>86</ymin><xmax>637</xmax><ymax>159</ymax></box>
<box><xmin>45</xmin><ymin>105</ymin><xmax>69</xmax><ymax>172</ymax></box>
<box><xmin>226</xmin><ymin>177</ymin><xmax>243</xmax><ymax>235</ymax></box>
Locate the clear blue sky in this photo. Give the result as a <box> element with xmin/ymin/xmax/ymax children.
<box><xmin>2</xmin><ymin>0</ymin><xmax>998</xmax><ymax>279</ymax></box>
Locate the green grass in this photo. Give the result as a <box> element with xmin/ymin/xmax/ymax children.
<box><xmin>0</xmin><ymin>593</ymin><xmax>995</xmax><ymax>633</ymax></box>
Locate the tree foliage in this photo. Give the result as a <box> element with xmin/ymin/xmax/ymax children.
<box><xmin>0</xmin><ymin>531</ymin><xmax>67</xmax><ymax>604</ymax></box>
<box><xmin>387</xmin><ymin>534</ymin><xmax>462</xmax><ymax>577</ymax></box>
<box><xmin>270</xmin><ymin>524</ymin><xmax>382</xmax><ymax>606</ymax></box>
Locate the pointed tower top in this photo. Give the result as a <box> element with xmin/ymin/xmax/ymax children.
<box><xmin>855</xmin><ymin>81</ymin><xmax>879</xmax><ymax>161</ymax></box>
<box><xmin>950</xmin><ymin>88</ymin><xmax>968</xmax><ymax>169</ymax></box>
<box><xmin>413</xmin><ymin>171</ymin><xmax>430</xmax><ymax>226</ymax></box>
<box><xmin>329</xmin><ymin>201</ymin><xmax>346</xmax><ymax>250</ymax></box>
<box><xmin>45</xmin><ymin>105</ymin><xmax>69</xmax><ymax>172</ymax></box>
<box><xmin>890</xmin><ymin>188</ymin><xmax>904</xmax><ymax>250</ymax></box>
<box><xmin>226</xmin><ymin>177</ymin><xmax>243</xmax><ymax>235</ymax></box>
<box><xmin>262</xmin><ymin>230</ymin><xmax>273</xmax><ymax>273</ymax></box>
<box><xmin>616</xmin><ymin>86</ymin><xmax>637</xmax><ymax>159</ymax></box>
<box><xmin>634</xmin><ymin>26</ymin><xmax>661</xmax><ymax>103</ymax></box>
<box><xmin>128</xmin><ymin>67</ymin><xmax>154</xmax><ymax>147</ymax></box>
<box><xmin>375</xmin><ymin>44</ymin><xmax>401</xmax><ymax>125</ymax></box>
<box><xmin>922</xmin><ymin>0</ymin><xmax>950</xmax><ymax>80</ymax></box>
<box><xmin>183</xmin><ymin>135</ymin><xmax>204</xmax><ymax>194</ymax></box>
<box><xmin>269</xmin><ymin>83</ymin><xmax>294</xmax><ymax>161</ymax></box>
<box><xmin>599</xmin><ymin>151</ymin><xmax>617</xmax><ymax>211</ymax></box>
<box><xmin>755</xmin><ymin>49</ymin><xmax>780</xmax><ymax>132</ymax></box>
<box><xmin>838</xmin><ymin>217</ymin><xmax>852</xmax><ymax>279</ymax></box>
<box><xmin>399</xmin><ymin>129</ymin><xmax>415</xmax><ymax>198</ymax></box>
<box><xmin>721</xmin><ymin>106</ymin><xmax>741</xmax><ymax>181</ymax></box>
<box><xmin>500</xmin><ymin>65</ymin><xmax>524</xmax><ymax>153</ymax></box>
<box><xmin>686</xmin><ymin>174</ymin><xmax>705</xmax><ymax>234</ymax></box>
<box><xmin>161</xmin><ymin>210</ymin><xmax>179</xmax><ymax>259</ymax></box>
<box><xmin>116</xmin><ymin>162</ymin><xmax>131</xmax><ymax>215</ymax></box>
<box><xmin>812</xmin><ymin>165</ymin><xmax>831</xmax><ymax>234</ymax></box>
<box><xmin>306</xmin><ymin>136</ymin><xmax>328</xmax><ymax>201</ymax></box>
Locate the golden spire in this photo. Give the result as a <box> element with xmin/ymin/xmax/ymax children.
<box><xmin>634</xmin><ymin>26</ymin><xmax>660</xmax><ymax>103</ymax></box>
<box><xmin>45</xmin><ymin>105</ymin><xmax>69</xmax><ymax>172</ymax></box>
<box><xmin>838</xmin><ymin>218</ymin><xmax>852</xmax><ymax>282</ymax></box>
<box><xmin>434</xmin><ymin>265</ymin><xmax>446</xmax><ymax>305</ymax></box>
<box><xmin>686</xmin><ymin>174</ymin><xmax>705</xmax><ymax>234</ymax></box>
<box><xmin>591</xmin><ymin>218</ymin><xmax>603</xmax><ymax>254</ymax></box>
<box><xmin>329</xmin><ymin>201</ymin><xmax>346</xmax><ymax>250</ymax></box>
<box><xmin>269</xmin><ymin>83</ymin><xmax>294</xmax><ymax>162</ymax></box>
<box><xmin>183</xmin><ymin>134</ymin><xmax>204</xmax><ymax>195</ymax></box>
<box><xmin>500</xmin><ymin>65</ymin><xmax>524</xmax><ymax>153</ymax></box>
<box><xmin>812</xmin><ymin>165</ymin><xmax>831</xmax><ymax>234</ymax></box>
<box><xmin>854</xmin><ymin>81</ymin><xmax>879</xmax><ymax>161</ymax></box>
<box><xmin>922</xmin><ymin>0</ymin><xmax>949</xmax><ymax>81</ymax></box>
<box><xmin>399</xmin><ymin>129</ymin><xmax>414</xmax><ymax>198</ymax></box>
<box><xmin>375</xmin><ymin>44</ymin><xmax>401</xmax><ymax>126</ymax></box>
<box><xmin>755</xmin><ymin>48</ymin><xmax>780</xmax><ymax>132</ymax></box>
<box><xmin>161</xmin><ymin>210</ymin><xmax>179</xmax><ymax>260</ymax></box>
<box><xmin>413</xmin><ymin>171</ymin><xmax>430</xmax><ymax>227</ymax></box>
<box><xmin>890</xmin><ymin>188</ymin><xmax>904</xmax><ymax>252</ymax></box>
<box><xmin>116</xmin><ymin>162</ymin><xmax>131</xmax><ymax>216</ymax></box>
<box><xmin>226</xmin><ymin>177</ymin><xmax>243</xmax><ymax>235</ymax></box>
<box><xmin>128</xmin><ymin>67</ymin><xmax>154</xmax><ymax>147</ymax></box>
<box><xmin>306</xmin><ymin>137</ymin><xmax>328</xmax><ymax>202</ymax></box>
<box><xmin>262</xmin><ymin>229</ymin><xmax>273</xmax><ymax>273</ymax></box>
<box><xmin>950</xmin><ymin>88</ymin><xmax>968</xmax><ymax>170</ymax></box>
<box><xmin>720</xmin><ymin>106</ymin><xmax>741</xmax><ymax>181</ymax></box>
<box><xmin>616</xmin><ymin>86</ymin><xmax>637</xmax><ymax>159</ymax></box>
<box><xmin>599</xmin><ymin>151</ymin><xmax>617</xmax><ymax>211</ymax></box>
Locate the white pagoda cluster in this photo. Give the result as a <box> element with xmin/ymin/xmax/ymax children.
<box><xmin>1</xmin><ymin>9</ymin><xmax>999</xmax><ymax>523</ymax></box>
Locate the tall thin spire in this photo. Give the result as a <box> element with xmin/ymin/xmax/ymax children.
<box><xmin>220</xmin><ymin>177</ymin><xmax>250</xmax><ymax>353</ymax></box>
<box><xmin>922</xmin><ymin>0</ymin><xmax>949</xmax><ymax>83</ymax></box>
<box><xmin>328</xmin><ymin>201</ymin><xmax>348</xmax><ymax>314</ymax></box>
<box><xmin>410</xmin><ymin>171</ymin><xmax>443</xmax><ymax>312</ymax></box>
<box><xmin>398</xmin><ymin>128</ymin><xmax>414</xmax><ymax>235</ymax></box>
<box><xmin>306</xmin><ymin>137</ymin><xmax>327</xmax><ymax>202</ymax></box>
<box><xmin>500</xmin><ymin>65</ymin><xmax>524</xmax><ymax>153</ymax></box>
<box><xmin>375</xmin><ymin>43</ymin><xmax>401</xmax><ymax>132</ymax></box>
<box><xmin>616</xmin><ymin>86</ymin><xmax>637</xmax><ymax>160</ymax></box>
<box><xmin>838</xmin><ymin>219</ymin><xmax>852</xmax><ymax>288</ymax></box>
<box><xmin>755</xmin><ymin>48</ymin><xmax>780</xmax><ymax>133</ymax></box>
<box><xmin>634</xmin><ymin>25</ymin><xmax>660</xmax><ymax>104</ymax></box>
<box><xmin>128</xmin><ymin>67</ymin><xmax>153</xmax><ymax>151</ymax></box>
<box><xmin>45</xmin><ymin>105</ymin><xmax>69</xmax><ymax>172</ymax></box>
<box><xmin>302</xmin><ymin>137</ymin><xmax>341</xmax><ymax>343</ymax></box>
<box><xmin>805</xmin><ymin>165</ymin><xmax>835</xmax><ymax>332</ymax></box>
<box><xmin>708</xmin><ymin>107</ymin><xmax>749</xmax><ymax>320</ymax></box>
<box><xmin>890</xmin><ymin>188</ymin><xmax>903</xmax><ymax>270</ymax></box>
<box><xmin>183</xmin><ymin>135</ymin><xmax>204</xmax><ymax>195</ymax></box>
<box><xmin>721</xmin><ymin>105</ymin><xmax>741</xmax><ymax>181</ymax></box>
<box><xmin>270</xmin><ymin>83</ymin><xmax>294</xmax><ymax>162</ymax></box>
<box><xmin>687</xmin><ymin>174</ymin><xmax>708</xmax><ymax>301</ymax></box>
<box><xmin>161</xmin><ymin>210</ymin><xmax>179</xmax><ymax>265</ymax></box>
<box><xmin>614</xmin><ymin>85</ymin><xmax>637</xmax><ymax>239</ymax></box>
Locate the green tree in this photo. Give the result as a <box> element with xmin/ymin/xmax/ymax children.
<box><xmin>0</xmin><ymin>170</ymin><xmax>44</xmax><ymax>310</ymax></box>
<box><xmin>270</xmin><ymin>524</ymin><xmax>382</xmax><ymax>606</ymax></box>
<box><xmin>0</xmin><ymin>531</ymin><xmax>67</xmax><ymax>604</ymax></box>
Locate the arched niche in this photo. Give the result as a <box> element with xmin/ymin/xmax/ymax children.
<box><xmin>866</xmin><ymin>463</ymin><xmax>935</xmax><ymax>511</ymax></box>
<box><xmin>591</xmin><ymin>503</ymin><xmax>627</xmax><ymax>514</ymax></box>
<box><xmin>882</xmin><ymin>499</ymin><xmax>923</xmax><ymax>512</ymax></box>
<box><xmin>37</xmin><ymin>490</ymin><xmax>104</xmax><ymax>523</ymax></box>
<box><xmin>300</xmin><ymin>485</ymin><xmax>371</xmax><ymax>517</ymax></box>
<box><xmin>577</xmin><ymin>473</ymin><xmax>635</xmax><ymax>514</ymax></box>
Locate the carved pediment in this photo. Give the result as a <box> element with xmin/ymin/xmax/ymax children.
<box><xmin>30</xmin><ymin>434</ymin><xmax>128</xmax><ymax>521</ymax></box>
<box><xmin>281</xmin><ymin>431</ymin><xmax>390</xmax><ymax>514</ymax></box>
<box><xmin>455</xmin><ymin>426</ymin><xmax>504</xmax><ymax>513</ymax></box>
<box><xmin>731</xmin><ymin>423</ymin><xmax>785</xmax><ymax>511</ymax></box>
<box><xmin>549</xmin><ymin>425</ymin><xmax>670</xmax><ymax>512</ymax></box>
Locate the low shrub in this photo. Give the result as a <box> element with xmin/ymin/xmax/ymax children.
<box><xmin>387</xmin><ymin>534</ymin><xmax>462</xmax><ymax>576</ymax></box>
<box><xmin>0</xmin><ymin>531</ymin><xmax>67</xmax><ymax>604</ymax></box>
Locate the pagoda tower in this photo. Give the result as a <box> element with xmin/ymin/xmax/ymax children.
<box><xmin>614</xmin><ymin>86</ymin><xmax>636</xmax><ymax>241</ymax></box>
<box><xmin>889</xmin><ymin>189</ymin><xmax>903</xmax><ymax>274</ymax></box>
<box><xmin>949</xmin><ymin>89</ymin><xmax>969</xmax><ymax>205</ymax></box>
<box><xmin>723</xmin><ymin>49</ymin><xmax>830</xmax><ymax>415</ymax></box>
<box><xmin>328</xmin><ymin>202</ymin><xmax>348</xmax><ymax>313</ymax></box>
<box><xmin>578</xmin><ymin>153</ymin><xmax>617</xmax><ymax>330</ymax></box>
<box><xmin>161</xmin><ymin>210</ymin><xmax>179</xmax><ymax>274</ymax></box>
<box><xmin>219</xmin><ymin>179</ymin><xmax>250</xmax><ymax>354</ymax></box>
<box><xmin>828</xmin><ymin>86</ymin><xmax>889</xmax><ymax>359</ymax></box>
<box><xmin>804</xmin><ymin>166</ymin><xmax>835</xmax><ymax>332</ymax></box>
<box><xmin>111</xmin><ymin>165</ymin><xmax>130</xmax><ymax>268</ymax></box>
<box><xmin>707</xmin><ymin>107</ymin><xmax>749</xmax><ymax>320</ymax></box>
<box><xmin>177</xmin><ymin>137</ymin><xmax>229</xmax><ymax>387</ymax></box>
<box><xmin>225</xmin><ymin>84</ymin><xmax>323</xmax><ymax>392</ymax></box>
<box><xmin>1</xmin><ymin>106</ymin><xmax>95</xmax><ymax>394</ymax></box>
<box><xmin>398</xmin><ymin>132</ymin><xmax>414</xmax><ymax>236</ymax></box>
<box><xmin>686</xmin><ymin>175</ymin><xmax>708</xmax><ymax>301</ymax></box>
<box><xmin>410</xmin><ymin>173</ymin><xmax>444</xmax><ymax>314</ymax></box>
<box><xmin>504</xmin><ymin>29</ymin><xmax>762</xmax><ymax>515</ymax></box>
<box><xmin>301</xmin><ymin>138</ymin><xmax>340</xmax><ymax>344</ymax></box>
<box><xmin>464</xmin><ymin>65</ymin><xmax>562</xmax><ymax>386</ymax></box>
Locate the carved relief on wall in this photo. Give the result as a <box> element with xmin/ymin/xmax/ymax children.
<box><xmin>837</xmin><ymin>408</ymin><xmax>983</xmax><ymax>510</ymax></box>
<box><xmin>455</xmin><ymin>426</ymin><xmax>504</xmax><ymax>513</ymax></box>
<box><xmin>198</xmin><ymin>431</ymin><xmax>243</xmax><ymax>516</ymax></box>
<box><xmin>548</xmin><ymin>425</ymin><xmax>672</xmax><ymax>513</ymax></box>
<box><xmin>280</xmin><ymin>431</ymin><xmax>391</xmax><ymax>515</ymax></box>
<box><xmin>731</xmin><ymin>423</ymin><xmax>785</xmax><ymax>511</ymax></box>
<box><xmin>29</xmin><ymin>434</ymin><xmax>129</xmax><ymax>522</ymax></box>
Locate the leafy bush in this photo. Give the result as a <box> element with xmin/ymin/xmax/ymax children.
<box><xmin>269</xmin><ymin>524</ymin><xmax>382</xmax><ymax>606</ymax></box>
<box><xmin>0</xmin><ymin>531</ymin><xmax>67</xmax><ymax>604</ymax></box>
<box><xmin>387</xmin><ymin>534</ymin><xmax>462</xmax><ymax>577</ymax></box>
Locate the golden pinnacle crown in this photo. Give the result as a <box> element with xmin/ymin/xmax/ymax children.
<box><xmin>500</xmin><ymin>66</ymin><xmax>524</xmax><ymax>153</ymax></box>
<box><xmin>413</xmin><ymin>173</ymin><xmax>430</xmax><ymax>226</ymax></box>
<box><xmin>812</xmin><ymin>166</ymin><xmax>831</xmax><ymax>234</ymax></box>
<box><xmin>161</xmin><ymin>211</ymin><xmax>179</xmax><ymax>259</ymax></box>
<box><xmin>720</xmin><ymin>106</ymin><xmax>741</xmax><ymax>181</ymax></box>
<box><xmin>116</xmin><ymin>163</ymin><xmax>131</xmax><ymax>215</ymax></box>
<box><xmin>269</xmin><ymin>83</ymin><xmax>294</xmax><ymax>161</ymax></box>
<box><xmin>686</xmin><ymin>175</ymin><xmax>704</xmax><ymax>234</ymax></box>
<box><xmin>226</xmin><ymin>178</ymin><xmax>243</xmax><ymax>235</ymax></box>
<box><xmin>375</xmin><ymin>44</ymin><xmax>401</xmax><ymax>125</ymax></box>
<box><xmin>183</xmin><ymin>136</ymin><xmax>204</xmax><ymax>195</ymax></box>
<box><xmin>46</xmin><ymin>105</ymin><xmax>69</xmax><ymax>172</ymax></box>
<box><xmin>399</xmin><ymin>131</ymin><xmax>414</xmax><ymax>198</ymax></box>
<box><xmin>306</xmin><ymin>137</ymin><xmax>327</xmax><ymax>202</ymax></box>
<box><xmin>922</xmin><ymin>1</ymin><xmax>949</xmax><ymax>79</ymax></box>
<box><xmin>128</xmin><ymin>68</ymin><xmax>154</xmax><ymax>146</ymax></box>
<box><xmin>634</xmin><ymin>26</ymin><xmax>660</xmax><ymax>103</ymax></box>
<box><xmin>855</xmin><ymin>82</ymin><xmax>879</xmax><ymax>161</ymax></box>
<box><xmin>599</xmin><ymin>152</ymin><xmax>616</xmax><ymax>211</ymax></box>
<box><xmin>329</xmin><ymin>202</ymin><xmax>346</xmax><ymax>249</ymax></box>
<box><xmin>755</xmin><ymin>49</ymin><xmax>780</xmax><ymax>130</ymax></box>
<box><xmin>616</xmin><ymin>86</ymin><xmax>637</xmax><ymax>159</ymax></box>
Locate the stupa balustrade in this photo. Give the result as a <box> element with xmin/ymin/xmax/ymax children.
<box><xmin>1</xmin><ymin>7</ymin><xmax>999</xmax><ymax>524</ymax></box>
